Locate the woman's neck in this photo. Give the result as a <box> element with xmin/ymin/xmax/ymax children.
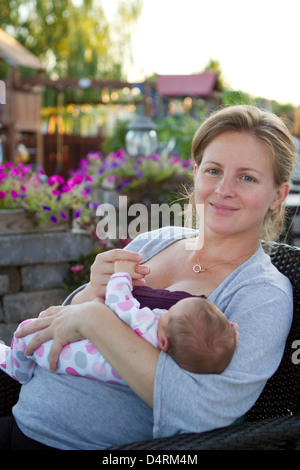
<box><xmin>193</xmin><ymin>230</ymin><xmax>261</xmax><ymax>265</ymax></box>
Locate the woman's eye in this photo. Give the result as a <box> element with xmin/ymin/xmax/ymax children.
<box><xmin>241</xmin><ymin>175</ymin><xmax>255</xmax><ymax>182</ymax></box>
<box><xmin>207</xmin><ymin>168</ymin><xmax>221</xmax><ymax>175</ymax></box>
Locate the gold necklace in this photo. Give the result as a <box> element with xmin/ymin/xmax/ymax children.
<box><xmin>192</xmin><ymin>248</ymin><xmax>256</xmax><ymax>273</ymax></box>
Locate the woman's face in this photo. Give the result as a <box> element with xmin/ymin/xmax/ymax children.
<box><xmin>194</xmin><ymin>131</ymin><xmax>289</xmax><ymax>240</ymax></box>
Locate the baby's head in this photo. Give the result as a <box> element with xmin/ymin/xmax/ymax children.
<box><xmin>157</xmin><ymin>297</ymin><xmax>239</xmax><ymax>374</ymax></box>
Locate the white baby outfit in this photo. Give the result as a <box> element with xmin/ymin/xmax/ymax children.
<box><xmin>0</xmin><ymin>273</ymin><xmax>165</xmax><ymax>385</ymax></box>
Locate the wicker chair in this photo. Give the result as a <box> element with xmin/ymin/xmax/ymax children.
<box><xmin>1</xmin><ymin>241</ymin><xmax>300</xmax><ymax>450</ymax></box>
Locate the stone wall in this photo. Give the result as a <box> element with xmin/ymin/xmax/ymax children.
<box><xmin>0</xmin><ymin>229</ymin><xmax>92</xmax><ymax>344</ymax></box>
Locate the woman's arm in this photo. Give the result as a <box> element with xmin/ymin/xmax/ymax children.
<box><xmin>15</xmin><ymin>300</ymin><xmax>159</xmax><ymax>407</ymax></box>
<box><xmin>81</xmin><ymin>302</ymin><xmax>159</xmax><ymax>406</ymax></box>
<box><xmin>153</xmin><ymin>282</ymin><xmax>293</xmax><ymax>437</ymax></box>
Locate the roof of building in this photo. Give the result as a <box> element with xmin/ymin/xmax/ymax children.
<box><xmin>0</xmin><ymin>28</ymin><xmax>45</xmax><ymax>71</ymax></box>
<box><xmin>156</xmin><ymin>72</ymin><xmax>218</xmax><ymax>97</ymax></box>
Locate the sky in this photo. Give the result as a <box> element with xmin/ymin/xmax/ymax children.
<box><xmin>104</xmin><ymin>0</ymin><xmax>300</xmax><ymax>106</ymax></box>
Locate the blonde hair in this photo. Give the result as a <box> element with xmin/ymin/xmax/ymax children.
<box><xmin>166</xmin><ymin>297</ymin><xmax>236</xmax><ymax>374</ymax></box>
<box><xmin>188</xmin><ymin>105</ymin><xmax>298</xmax><ymax>240</ymax></box>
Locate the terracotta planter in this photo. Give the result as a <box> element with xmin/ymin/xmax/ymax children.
<box><xmin>0</xmin><ymin>209</ymin><xmax>72</xmax><ymax>235</ymax></box>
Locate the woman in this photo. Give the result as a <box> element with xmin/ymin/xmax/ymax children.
<box><xmin>1</xmin><ymin>105</ymin><xmax>297</xmax><ymax>450</ymax></box>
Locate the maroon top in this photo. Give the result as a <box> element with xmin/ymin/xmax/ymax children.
<box><xmin>132</xmin><ymin>285</ymin><xmax>205</xmax><ymax>310</ymax></box>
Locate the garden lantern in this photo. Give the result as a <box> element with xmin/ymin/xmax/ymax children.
<box><xmin>125</xmin><ymin>115</ymin><xmax>158</xmax><ymax>157</ymax></box>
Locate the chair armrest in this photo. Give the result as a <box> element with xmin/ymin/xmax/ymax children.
<box><xmin>1</xmin><ymin>368</ymin><xmax>299</xmax><ymax>450</ymax></box>
<box><xmin>0</xmin><ymin>370</ymin><xmax>21</xmax><ymax>418</ymax></box>
<box><xmin>108</xmin><ymin>414</ymin><xmax>300</xmax><ymax>450</ymax></box>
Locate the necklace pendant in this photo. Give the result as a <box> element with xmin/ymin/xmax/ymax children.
<box><xmin>193</xmin><ymin>264</ymin><xmax>207</xmax><ymax>273</ymax></box>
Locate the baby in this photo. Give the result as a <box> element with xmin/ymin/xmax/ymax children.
<box><xmin>0</xmin><ymin>260</ymin><xmax>239</xmax><ymax>385</ymax></box>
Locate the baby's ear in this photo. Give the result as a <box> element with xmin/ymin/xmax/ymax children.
<box><xmin>230</xmin><ymin>322</ymin><xmax>240</xmax><ymax>347</ymax></box>
<box><xmin>160</xmin><ymin>336</ymin><xmax>170</xmax><ymax>352</ymax></box>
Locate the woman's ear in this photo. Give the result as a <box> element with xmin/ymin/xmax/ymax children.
<box><xmin>269</xmin><ymin>182</ymin><xmax>290</xmax><ymax>210</ymax></box>
<box><xmin>193</xmin><ymin>164</ymin><xmax>198</xmax><ymax>179</ymax></box>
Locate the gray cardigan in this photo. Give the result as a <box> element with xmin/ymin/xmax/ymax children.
<box><xmin>13</xmin><ymin>227</ymin><xmax>293</xmax><ymax>449</ymax></box>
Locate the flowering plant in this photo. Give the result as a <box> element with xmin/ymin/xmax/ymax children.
<box><xmin>63</xmin><ymin>238</ymin><xmax>130</xmax><ymax>293</ymax></box>
<box><xmin>73</xmin><ymin>149</ymin><xmax>193</xmax><ymax>202</ymax></box>
<box><xmin>0</xmin><ymin>162</ymin><xmax>96</xmax><ymax>227</ymax></box>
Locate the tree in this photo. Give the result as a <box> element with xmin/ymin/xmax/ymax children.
<box><xmin>0</xmin><ymin>0</ymin><xmax>143</xmax><ymax>80</ymax></box>
<box><xmin>203</xmin><ymin>58</ymin><xmax>229</xmax><ymax>91</ymax></box>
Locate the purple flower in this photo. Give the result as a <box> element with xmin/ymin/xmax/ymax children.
<box><xmin>59</xmin><ymin>211</ymin><xmax>67</xmax><ymax>220</ymax></box>
<box><xmin>42</xmin><ymin>205</ymin><xmax>51</xmax><ymax>211</ymax></box>
<box><xmin>50</xmin><ymin>215</ymin><xmax>58</xmax><ymax>224</ymax></box>
<box><xmin>114</xmin><ymin>149</ymin><xmax>125</xmax><ymax>159</ymax></box>
<box><xmin>73</xmin><ymin>209</ymin><xmax>82</xmax><ymax>218</ymax></box>
<box><xmin>83</xmin><ymin>187</ymin><xmax>92</xmax><ymax>194</ymax></box>
<box><xmin>78</xmin><ymin>158</ymin><xmax>89</xmax><ymax>167</ymax></box>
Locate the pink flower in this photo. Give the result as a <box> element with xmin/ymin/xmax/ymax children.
<box><xmin>68</xmin><ymin>175</ymin><xmax>83</xmax><ymax>186</ymax></box>
<box><xmin>10</xmin><ymin>190</ymin><xmax>19</xmax><ymax>198</ymax></box>
<box><xmin>48</xmin><ymin>176</ymin><xmax>56</xmax><ymax>186</ymax></box>
<box><xmin>9</xmin><ymin>168</ymin><xmax>21</xmax><ymax>177</ymax></box>
<box><xmin>48</xmin><ymin>175</ymin><xmax>65</xmax><ymax>186</ymax></box>
<box><xmin>71</xmin><ymin>265</ymin><xmax>84</xmax><ymax>273</ymax></box>
<box><xmin>107</xmin><ymin>175</ymin><xmax>118</xmax><ymax>183</ymax></box>
<box><xmin>17</xmin><ymin>163</ymin><xmax>32</xmax><ymax>174</ymax></box>
<box><xmin>0</xmin><ymin>191</ymin><xmax>6</xmax><ymax>199</ymax></box>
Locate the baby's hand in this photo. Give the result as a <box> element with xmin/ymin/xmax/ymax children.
<box><xmin>114</xmin><ymin>260</ymin><xmax>138</xmax><ymax>278</ymax></box>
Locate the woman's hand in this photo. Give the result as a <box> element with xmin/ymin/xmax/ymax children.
<box><xmin>90</xmin><ymin>249</ymin><xmax>150</xmax><ymax>300</ymax></box>
<box><xmin>15</xmin><ymin>299</ymin><xmax>159</xmax><ymax>406</ymax></box>
<box><xmin>15</xmin><ymin>302</ymin><xmax>101</xmax><ymax>372</ymax></box>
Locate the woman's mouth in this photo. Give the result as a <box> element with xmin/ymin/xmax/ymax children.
<box><xmin>209</xmin><ymin>202</ymin><xmax>240</xmax><ymax>215</ymax></box>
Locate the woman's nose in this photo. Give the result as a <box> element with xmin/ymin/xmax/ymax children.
<box><xmin>214</xmin><ymin>176</ymin><xmax>236</xmax><ymax>197</ymax></box>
